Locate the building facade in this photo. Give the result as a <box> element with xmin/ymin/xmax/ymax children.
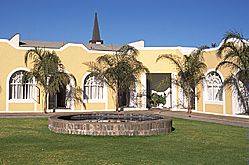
<box><xmin>0</xmin><ymin>15</ymin><xmax>244</xmax><ymax>115</ymax></box>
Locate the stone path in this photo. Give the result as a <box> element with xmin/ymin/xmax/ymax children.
<box><xmin>0</xmin><ymin>109</ymin><xmax>249</xmax><ymax>128</ymax></box>
<box><xmin>0</xmin><ymin>113</ymin><xmax>49</xmax><ymax>118</ymax></box>
<box><xmin>151</xmin><ymin>109</ymin><xmax>249</xmax><ymax>128</ymax></box>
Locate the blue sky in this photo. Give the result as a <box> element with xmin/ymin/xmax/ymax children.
<box><xmin>0</xmin><ymin>0</ymin><xmax>249</xmax><ymax>47</ymax></box>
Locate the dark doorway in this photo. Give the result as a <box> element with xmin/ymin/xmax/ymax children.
<box><xmin>49</xmin><ymin>85</ymin><xmax>67</xmax><ymax>109</ymax></box>
<box><xmin>119</xmin><ymin>89</ymin><xmax>130</xmax><ymax>107</ymax></box>
<box><xmin>57</xmin><ymin>85</ymin><xmax>67</xmax><ymax>108</ymax></box>
<box><xmin>146</xmin><ymin>73</ymin><xmax>172</xmax><ymax>108</ymax></box>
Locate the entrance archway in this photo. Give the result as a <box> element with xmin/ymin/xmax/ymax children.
<box><xmin>49</xmin><ymin>84</ymin><xmax>67</xmax><ymax>109</ymax></box>
<box><xmin>48</xmin><ymin>76</ymin><xmax>75</xmax><ymax>110</ymax></box>
<box><xmin>146</xmin><ymin>73</ymin><xmax>172</xmax><ymax>109</ymax></box>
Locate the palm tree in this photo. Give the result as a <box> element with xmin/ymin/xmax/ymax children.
<box><xmin>84</xmin><ymin>45</ymin><xmax>149</xmax><ymax>111</ymax></box>
<box><xmin>156</xmin><ymin>46</ymin><xmax>208</xmax><ymax>116</ymax></box>
<box><xmin>216</xmin><ymin>31</ymin><xmax>249</xmax><ymax>114</ymax></box>
<box><xmin>24</xmin><ymin>47</ymin><xmax>75</xmax><ymax>113</ymax></box>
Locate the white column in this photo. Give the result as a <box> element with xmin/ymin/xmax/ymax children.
<box><xmin>195</xmin><ymin>87</ymin><xmax>198</xmax><ymax>111</ymax></box>
<box><xmin>141</xmin><ymin>73</ymin><xmax>147</xmax><ymax>109</ymax></box>
<box><xmin>66</xmin><ymin>78</ymin><xmax>75</xmax><ymax>110</ymax></box>
<box><xmin>171</xmin><ymin>73</ymin><xmax>177</xmax><ymax>109</ymax></box>
<box><xmin>129</xmin><ymin>84</ymin><xmax>135</xmax><ymax>107</ymax></box>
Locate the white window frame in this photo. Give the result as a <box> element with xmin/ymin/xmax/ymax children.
<box><xmin>204</xmin><ymin>70</ymin><xmax>224</xmax><ymax>104</ymax></box>
<box><xmin>7</xmin><ymin>69</ymin><xmax>36</xmax><ymax>103</ymax></box>
<box><xmin>82</xmin><ymin>73</ymin><xmax>106</xmax><ymax>103</ymax></box>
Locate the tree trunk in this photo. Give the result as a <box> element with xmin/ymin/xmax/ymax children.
<box><xmin>115</xmin><ymin>88</ymin><xmax>119</xmax><ymax>111</ymax></box>
<box><xmin>187</xmin><ymin>85</ymin><xmax>191</xmax><ymax>117</ymax></box>
<box><xmin>126</xmin><ymin>90</ymin><xmax>129</xmax><ymax>107</ymax></box>
<box><xmin>116</xmin><ymin>81</ymin><xmax>120</xmax><ymax>111</ymax></box>
<box><xmin>43</xmin><ymin>93</ymin><xmax>48</xmax><ymax>114</ymax></box>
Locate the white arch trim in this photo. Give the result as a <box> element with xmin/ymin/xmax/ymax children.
<box><xmin>46</xmin><ymin>69</ymin><xmax>76</xmax><ymax>111</ymax></box>
<box><xmin>203</xmin><ymin>68</ymin><xmax>226</xmax><ymax>114</ymax></box>
<box><xmin>204</xmin><ymin>69</ymin><xmax>225</xmax><ymax>81</ymax></box>
<box><xmin>6</xmin><ymin>67</ymin><xmax>37</xmax><ymax>112</ymax></box>
<box><xmin>231</xmin><ymin>70</ymin><xmax>248</xmax><ymax>115</ymax></box>
<box><xmin>0</xmin><ymin>37</ymin><xmax>224</xmax><ymax>55</ymax></box>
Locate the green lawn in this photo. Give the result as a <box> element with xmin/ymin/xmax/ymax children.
<box><xmin>0</xmin><ymin>118</ymin><xmax>248</xmax><ymax>165</ymax></box>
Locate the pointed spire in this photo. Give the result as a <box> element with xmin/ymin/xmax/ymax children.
<box><xmin>89</xmin><ymin>13</ymin><xmax>103</xmax><ymax>44</ymax></box>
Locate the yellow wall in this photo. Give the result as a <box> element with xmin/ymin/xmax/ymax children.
<box><xmin>201</xmin><ymin>50</ymin><xmax>233</xmax><ymax>114</ymax></box>
<box><xmin>197</xmin><ymin>83</ymin><xmax>204</xmax><ymax>112</ymax></box>
<box><xmin>0</xmin><ymin>76</ymin><xmax>5</xmax><ymax>111</ymax></box>
<box><xmin>84</xmin><ymin>103</ymin><xmax>106</xmax><ymax>110</ymax></box>
<box><xmin>138</xmin><ymin>49</ymin><xmax>180</xmax><ymax>73</ymax></box>
<box><xmin>205</xmin><ymin>104</ymin><xmax>223</xmax><ymax>114</ymax></box>
<box><xmin>0</xmin><ymin>41</ymin><xmax>109</xmax><ymax>112</ymax></box>
<box><xmin>225</xmin><ymin>89</ymin><xmax>233</xmax><ymax>114</ymax></box>
<box><xmin>8</xmin><ymin>103</ymin><xmax>34</xmax><ymax>112</ymax></box>
<box><xmin>107</xmin><ymin>89</ymin><xmax>116</xmax><ymax>110</ymax></box>
<box><xmin>0</xmin><ymin>38</ymin><xmax>236</xmax><ymax>115</ymax></box>
<box><xmin>0</xmin><ymin>42</ymin><xmax>27</xmax><ymax>111</ymax></box>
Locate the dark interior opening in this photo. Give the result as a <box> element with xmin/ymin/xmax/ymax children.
<box><xmin>49</xmin><ymin>85</ymin><xmax>67</xmax><ymax>109</ymax></box>
<box><xmin>146</xmin><ymin>73</ymin><xmax>172</xmax><ymax>108</ymax></box>
<box><xmin>119</xmin><ymin>89</ymin><xmax>130</xmax><ymax>107</ymax></box>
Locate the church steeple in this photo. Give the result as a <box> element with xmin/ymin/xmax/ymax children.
<box><xmin>89</xmin><ymin>13</ymin><xmax>103</xmax><ymax>44</ymax></box>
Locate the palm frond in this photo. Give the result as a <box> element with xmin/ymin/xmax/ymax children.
<box><xmin>216</xmin><ymin>60</ymin><xmax>242</xmax><ymax>71</ymax></box>
<box><xmin>84</xmin><ymin>45</ymin><xmax>148</xmax><ymax>109</ymax></box>
<box><xmin>220</xmin><ymin>75</ymin><xmax>249</xmax><ymax>113</ymax></box>
<box><xmin>223</xmin><ymin>31</ymin><xmax>243</xmax><ymax>42</ymax></box>
<box><xmin>217</xmin><ymin>42</ymin><xmax>240</xmax><ymax>59</ymax></box>
<box><xmin>24</xmin><ymin>47</ymin><xmax>80</xmax><ymax>110</ymax></box>
<box><xmin>117</xmin><ymin>45</ymin><xmax>139</xmax><ymax>57</ymax></box>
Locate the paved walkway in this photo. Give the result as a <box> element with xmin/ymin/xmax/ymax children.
<box><xmin>155</xmin><ymin>110</ymin><xmax>249</xmax><ymax>128</ymax></box>
<box><xmin>0</xmin><ymin>109</ymin><xmax>249</xmax><ymax>128</ymax></box>
<box><xmin>0</xmin><ymin>113</ymin><xmax>49</xmax><ymax>118</ymax></box>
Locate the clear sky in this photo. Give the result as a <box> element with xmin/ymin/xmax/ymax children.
<box><xmin>1</xmin><ymin>0</ymin><xmax>249</xmax><ymax>47</ymax></box>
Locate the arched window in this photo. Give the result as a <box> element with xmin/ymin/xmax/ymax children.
<box><xmin>9</xmin><ymin>71</ymin><xmax>35</xmax><ymax>100</ymax></box>
<box><xmin>205</xmin><ymin>71</ymin><xmax>223</xmax><ymax>101</ymax></box>
<box><xmin>83</xmin><ymin>74</ymin><xmax>104</xmax><ymax>100</ymax></box>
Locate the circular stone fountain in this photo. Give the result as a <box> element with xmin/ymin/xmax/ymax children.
<box><xmin>48</xmin><ymin>112</ymin><xmax>172</xmax><ymax>136</ymax></box>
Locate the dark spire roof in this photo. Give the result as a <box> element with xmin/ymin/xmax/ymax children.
<box><xmin>89</xmin><ymin>13</ymin><xmax>103</xmax><ymax>44</ymax></box>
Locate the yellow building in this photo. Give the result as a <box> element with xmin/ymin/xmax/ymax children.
<box><xmin>0</xmin><ymin>14</ymin><xmax>243</xmax><ymax>115</ymax></box>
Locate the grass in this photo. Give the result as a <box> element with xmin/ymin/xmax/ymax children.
<box><xmin>0</xmin><ymin>118</ymin><xmax>248</xmax><ymax>165</ymax></box>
